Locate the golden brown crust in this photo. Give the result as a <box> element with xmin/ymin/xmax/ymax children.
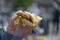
<box><xmin>16</xmin><ymin>10</ymin><xmax>31</xmax><ymax>20</ymax></box>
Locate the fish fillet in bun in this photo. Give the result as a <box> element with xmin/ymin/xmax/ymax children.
<box><xmin>14</xmin><ymin>10</ymin><xmax>42</xmax><ymax>28</ymax></box>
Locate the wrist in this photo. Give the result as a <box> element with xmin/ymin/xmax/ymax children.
<box><xmin>6</xmin><ymin>31</ymin><xmax>15</xmax><ymax>35</ymax></box>
<box><xmin>14</xmin><ymin>34</ymin><xmax>23</xmax><ymax>38</ymax></box>
<box><xmin>12</xmin><ymin>35</ymin><xmax>22</xmax><ymax>40</ymax></box>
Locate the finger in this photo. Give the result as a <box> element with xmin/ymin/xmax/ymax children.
<box><xmin>7</xmin><ymin>16</ymin><xmax>19</xmax><ymax>30</ymax></box>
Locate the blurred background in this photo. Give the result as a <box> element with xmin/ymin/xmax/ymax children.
<box><xmin>0</xmin><ymin>0</ymin><xmax>60</xmax><ymax>40</ymax></box>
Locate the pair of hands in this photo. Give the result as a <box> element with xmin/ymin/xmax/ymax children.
<box><xmin>6</xmin><ymin>16</ymin><xmax>34</xmax><ymax>38</ymax></box>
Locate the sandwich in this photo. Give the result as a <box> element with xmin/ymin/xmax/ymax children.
<box><xmin>14</xmin><ymin>10</ymin><xmax>42</xmax><ymax>28</ymax></box>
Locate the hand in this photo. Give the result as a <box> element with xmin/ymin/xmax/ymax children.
<box><xmin>14</xmin><ymin>18</ymin><xmax>34</xmax><ymax>38</ymax></box>
<box><xmin>6</xmin><ymin>16</ymin><xmax>34</xmax><ymax>38</ymax></box>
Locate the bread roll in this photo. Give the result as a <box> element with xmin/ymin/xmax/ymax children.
<box><xmin>16</xmin><ymin>10</ymin><xmax>31</xmax><ymax>20</ymax></box>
